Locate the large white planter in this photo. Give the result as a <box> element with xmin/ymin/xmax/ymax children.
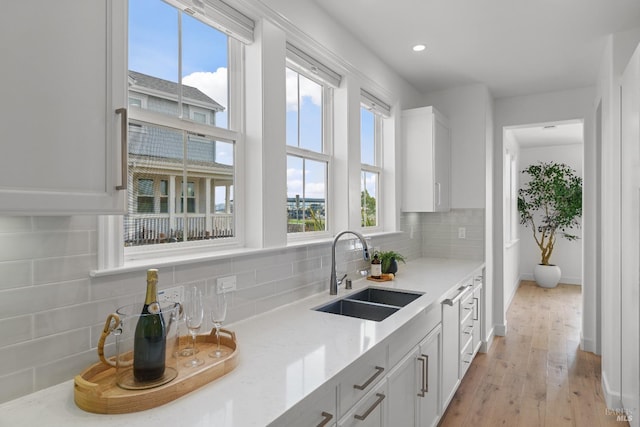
<box><xmin>534</xmin><ymin>264</ymin><xmax>561</xmax><ymax>288</ymax></box>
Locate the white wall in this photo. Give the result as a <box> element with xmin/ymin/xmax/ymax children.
<box><xmin>517</xmin><ymin>144</ymin><xmax>583</xmax><ymax>285</ymax></box>
<box><xmin>596</xmin><ymin>27</ymin><xmax>640</xmax><ymax>411</ymax></box>
<box><xmin>502</xmin><ymin>131</ymin><xmax>520</xmax><ymax>321</ymax></box>
<box><xmin>493</xmin><ymin>86</ymin><xmax>595</xmax><ymax>343</ymax></box>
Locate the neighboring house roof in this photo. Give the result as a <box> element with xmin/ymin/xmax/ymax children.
<box><xmin>128</xmin><ymin>70</ymin><xmax>225</xmax><ymax>112</ymax></box>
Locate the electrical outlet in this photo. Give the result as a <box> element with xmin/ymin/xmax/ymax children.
<box><xmin>158</xmin><ymin>285</ymin><xmax>184</xmax><ymax>304</ymax></box>
<box><xmin>458</xmin><ymin>227</ymin><xmax>466</xmax><ymax>239</ymax></box>
<box><xmin>216</xmin><ymin>275</ymin><xmax>237</xmax><ymax>294</ymax></box>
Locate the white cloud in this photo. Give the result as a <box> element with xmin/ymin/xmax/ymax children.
<box><xmin>286</xmin><ymin>69</ymin><xmax>322</xmax><ymax>112</ymax></box>
<box><xmin>183</xmin><ymin>68</ymin><xmax>228</xmax><ymax>108</ymax></box>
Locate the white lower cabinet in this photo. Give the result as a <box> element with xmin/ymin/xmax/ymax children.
<box><xmin>387</xmin><ymin>325</ymin><xmax>441</xmax><ymax>427</ymax></box>
<box><xmin>417</xmin><ymin>327</ymin><xmax>441</xmax><ymax>427</ymax></box>
<box><xmin>274</xmin><ymin>381</ymin><xmax>337</xmax><ymax>427</ymax></box>
<box><xmin>339</xmin><ymin>380</ymin><xmax>387</xmax><ymax>427</ymax></box>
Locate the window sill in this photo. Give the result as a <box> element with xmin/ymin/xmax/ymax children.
<box><xmin>91</xmin><ymin>230</ymin><xmax>403</xmax><ymax>278</ymax></box>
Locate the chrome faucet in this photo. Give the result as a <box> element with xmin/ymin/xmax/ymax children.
<box><xmin>330</xmin><ymin>230</ymin><xmax>370</xmax><ymax>295</ymax></box>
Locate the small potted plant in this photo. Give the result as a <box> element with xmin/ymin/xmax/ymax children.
<box><xmin>377</xmin><ymin>250</ymin><xmax>407</xmax><ymax>275</ymax></box>
<box><xmin>518</xmin><ymin>161</ymin><xmax>582</xmax><ymax>288</ymax></box>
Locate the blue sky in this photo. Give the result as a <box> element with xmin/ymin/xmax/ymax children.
<box><xmin>129</xmin><ymin>0</ymin><xmax>229</xmax><ymax>128</ymax></box>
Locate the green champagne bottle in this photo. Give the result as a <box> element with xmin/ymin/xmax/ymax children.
<box><xmin>133</xmin><ymin>269</ymin><xmax>166</xmax><ymax>382</ymax></box>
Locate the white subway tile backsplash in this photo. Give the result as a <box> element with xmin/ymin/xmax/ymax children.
<box><xmin>33</xmin><ymin>254</ymin><xmax>95</xmax><ymax>285</ymax></box>
<box><xmin>0</xmin><ymin>217</ymin><xmax>32</xmax><ymax>233</ymax></box>
<box><xmin>174</xmin><ymin>258</ymin><xmax>232</xmax><ymax>284</ymax></box>
<box><xmin>0</xmin><ymin>231</ymin><xmax>90</xmax><ymax>262</ymax></box>
<box><xmin>0</xmin><ymin>315</ymin><xmax>32</xmax><ymax>346</ymax></box>
<box><xmin>0</xmin><ymin>328</ymin><xmax>90</xmax><ymax>377</ymax></box>
<box><xmin>34</xmin><ymin>349</ymin><xmax>97</xmax><ymax>391</ymax></box>
<box><xmin>0</xmin><ymin>280</ymin><xmax>90</xmax><ymax>319</ymax></box>
<box><xmin>0</xmin><ymin>260</ymin><xmax>31</xmax><ymax>290</ymax></box>
<box><xmin>0</xmin><ymin>370</ymin><xmax>33</xmax><ymax>403</ymax></box>
<box><xmin>0</xmin><ymin>210</ymin><xmax>487</xmax><ymax>404</ymax></box>
<box><xmin>33</xmin><ymin>297</ymin><xmax>131</xmax><ymax>338</ymax></box>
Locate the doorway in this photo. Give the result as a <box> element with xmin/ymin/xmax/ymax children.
<box><xmin>501</xmin><ymin>120</ymin><xmax>585</xmax><ymax>332</ymax></box>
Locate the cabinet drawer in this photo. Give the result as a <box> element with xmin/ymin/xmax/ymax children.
<box><xmin>338</xmin><ymin>344</ymin><xmax>387</xmax><ymax>417</ymax></box>
<box><xmin>459</xmin><ymin>314</ymin><xmax>473</xmax><ymax>352</ymax></box>
<box><xmin>459</xmin><ymin>291</ymin><xmax>474</xmax><ymax>322</ymax></box>
<box><xmin>459</xmin><ymin>337</ymin><xmax>474</xmax><ymax>378</ymax></box>
<box><xmin>275</xmin><ymin>382</ymin><xmax>337</xmax><ymax>427</ymax></box>
<box><xmin>339</xmin><ymin>380</ymin><xmax>387</xmax><ymax>427</ymax></box>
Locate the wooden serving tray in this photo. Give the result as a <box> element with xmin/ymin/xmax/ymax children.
<box><xmin>366</xmin><ymin>274</ymin><xmax>394</xmax><ymax>282</ymax></box>
<box><xmin>74</xmin><ymin>329</ymin><xmax>238</xmax><ymax>414</ymax></box>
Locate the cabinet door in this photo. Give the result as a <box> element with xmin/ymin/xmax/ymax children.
<box><xmin>401</xmin><ymin>106</ymin><xmax>450</xmax><ymax>213</ymax></box>
<box><xmin>418</xmin><ymin>326</ymin><xmax>441</xmax><ymax>427</ymax></box>
<box><xmin>433</xmin><ymin>115</ymin><xmax>450</xmax><ymax>212</ymax></box>
<box><xmin>472</xmin><ymin>281</ymin><xmax>483</xmax><ymax>354</ymax></box>
<box><xmin>441</xmin><ymin>293</ymin><xmax>461</xmax><ymax>411</ymax></box>
<box><xmin>386</xmin><ymin>347</ymin><xmax>419</xmax><ymax>427</ymax></box>
<box><xmin>339</xmin><ymin>381</ymin><xmax>387</xmax><ymax>427</ymax></box>
<box><xmin>0</xmin><ymin>0</ymin><xmax>127</xmax><ymax>214</ymax></box>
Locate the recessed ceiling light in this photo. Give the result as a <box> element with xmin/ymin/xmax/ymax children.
<box><xmin>412</xmin><ymin>44</ymin><xmax>426</xmax><ymax>52</ymax></box>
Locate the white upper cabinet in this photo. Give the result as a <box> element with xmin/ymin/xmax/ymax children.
<box><xmin>0</xmin><ymin>0</ymin><xmax>127</xmax><ymax>214</ymax></box>
<box><xmin>401</xmin><ymin>106</ymin><xmax>451</xmax><ymax>212</ymax></box>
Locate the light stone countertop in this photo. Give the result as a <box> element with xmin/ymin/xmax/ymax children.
<box><xmin>0</xmin><ymin>257</ymin><xmax>484</xmax><ymax>427</ymax></box>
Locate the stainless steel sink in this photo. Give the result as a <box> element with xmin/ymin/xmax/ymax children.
<box><xmin>314</xmin><ymin>287</ymin><xmax>424</xmax><ymax>321</ymax></box>
<box><xmin>347</xmin><ymin>287</ymin><xmax>423</xmax><ymax>307</ymax></box>
<box><xmin>315</xmin><ymin>299</ymin><xmax>400</xmax><ymax>321</ymax></box>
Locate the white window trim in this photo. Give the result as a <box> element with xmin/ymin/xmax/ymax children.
<box><xmin>360</xmin><ymin>102</ymin><xmax>384</xmax><ymax>232</ymax></box>
<box><xmin>286</xmin><ymin>64</ymin><xmax>334</xmax><ymax>242</ymax></box>
<box><xmin>98</xmin><ymin>11</ymin><xmax>246</xmax><ymax>271</ymax></box>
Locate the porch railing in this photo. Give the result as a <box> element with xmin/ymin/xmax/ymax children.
<box><xmin>124</xmin><ymin>214</ymin><xmax>233</xmax><ymax>246</ymax></box>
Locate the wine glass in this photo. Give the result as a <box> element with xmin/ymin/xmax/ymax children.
<box><xmin>209</xmin><ymin>291</ymin><xmax>229</xmax><ymax>358</ymax></box>
<box><xmin>184</xmin><ymin>287</ymin><xmax>204</xmax><ymax>367</ymax></box>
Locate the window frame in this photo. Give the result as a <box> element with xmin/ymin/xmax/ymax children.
<box><xmin>100</xmin><ymin>3</ymin><xmax>247</xmax><ymax>268</ymax></box>
<box><xmin>359</xmin><ymin>103</ymin><xmax>384</xmax><ymax>231</ymax></box>
<box><xmin>285</xmin><ymin>62</ymin><xmax>334</xmax><ymax>241</ymax></box>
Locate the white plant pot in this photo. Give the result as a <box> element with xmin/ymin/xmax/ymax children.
<box><xmin>533</xmin><ymin>264</ymin><xmax>561</xmax><ymax>288</ymax></box>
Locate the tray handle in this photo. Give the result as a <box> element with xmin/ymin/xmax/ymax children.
<box><xmin>209</xmin><ymin>328</ymin><xmax>237</xmax><ymax>344</ymax></box>
<box><xmin>97</xmin><ymin>313</ymin><xmax>120</xmax><ymax>368</ymax></box>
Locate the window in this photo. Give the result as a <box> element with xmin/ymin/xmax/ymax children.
<box><xmin>505</xmin><ymin>151</ymin><xmax>519</xmax><ymax>244</ymax></box>
<box><xmin>285</xmin><ymin>65</ymin><xmax>332</xmax><ymax>235</ymax></box>
<box><xmin>123</xmin><ymin>0</ymin><xmax>250</xmax><ymax>249</ymax></box>
<box><xmin>360</xmin><ymin>90</ymin><xmax>389</xmax><ymax>229</ymax></box>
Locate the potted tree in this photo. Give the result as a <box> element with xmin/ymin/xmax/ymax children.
<box><xmin>518</xmin><ymin>161</ymin><xmax>582</xmax><ymax>288</ymax></box>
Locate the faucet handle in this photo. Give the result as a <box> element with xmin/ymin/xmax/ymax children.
<box><xmin>337</xmin><ymin>273</ymin><xmax>347</xmax><ymax>285</ymax></box>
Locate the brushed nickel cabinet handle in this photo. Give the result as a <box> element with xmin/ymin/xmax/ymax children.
<box><xmin>473</xmin><ymin>297</ymin><xmax>479</xmax><ymax>320</ymax></box>
<box><xmin>115</xmin><ymin>108</ymin><xmax>127</xmax><ymax>190</ymax></box>
<box><xmin>417</xmin><ymin>356</ymin><xmax>426</xmax><ymax>397</ymax></box>
<box><xmin>316</xmin><ymin>411</ymin><xmax>333</xmax><ymax>427</ymax></box>
<box><xmin>353</xmin><ymin>366</ymin><xmax>384</xmax><ymax>390</ymax></box>
<box><xmin>354</xmin><ymin>393</ymin><xmax>385</xmax><ymax>421</ymax></box>
<box><xmin>423</xmin><ymin>353</ymin><xmax>429</xmax><ymax>393</ymax></box>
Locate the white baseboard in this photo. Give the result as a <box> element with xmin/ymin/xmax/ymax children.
<box><xmin>602</xmin><ymin>371</ymin><xmax>621</xmax><ymax>410</ymax></box>
<box><xmin>520</xmin><ymin>273</ymin><xmax>582</xmax><ymax>285</ymax></box>
<box><xmin>580</xmin><ymin>332</ymin><xmax>597</xmax><ymax>354</ymax></box>
<box><xmin>494</xmin><ymin>323</ymin><xmax>507</xmax><ymax>336</ymax></box>
<box><xmin>480</xmin><ymin>327</ymin><xmax>495</xmax><ymax>352</ymax></box>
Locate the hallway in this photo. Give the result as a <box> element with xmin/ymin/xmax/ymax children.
<box><xmin>439</xmin><ymin>281</ymin><xmax>625</xmax><ymax>426</ymax></box>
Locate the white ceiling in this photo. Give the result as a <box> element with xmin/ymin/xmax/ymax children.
<box><xmin>510</xmin><ymin>121</ymin><xmax>584</xmax><ymax>148</ymax></box>
<box><xmin>311</xmin><ymin>0</ymin><xmax>640</xmax><ymax>98</ymax></box>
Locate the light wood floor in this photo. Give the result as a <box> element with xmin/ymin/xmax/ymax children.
<box><xmin>438</xmin><ymin>280</ymin><xmax>625</xmax><ymax>427</ymax></box>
